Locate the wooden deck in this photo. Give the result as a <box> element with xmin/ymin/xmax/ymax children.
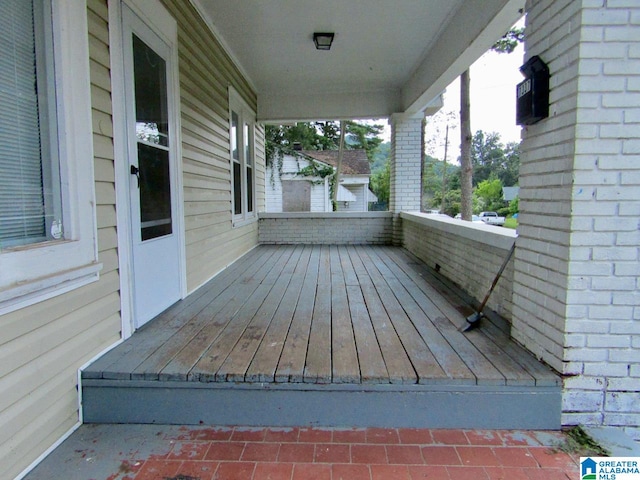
<box><xmin>84</xmin><ymin>245</ymin><xmax>558</xmax><ymax>387</ymax></box>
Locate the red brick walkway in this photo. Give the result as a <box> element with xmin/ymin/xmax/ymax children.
<box><xmin>124</xmin><ymin>427</ymin><xmax>578</xmax><ymax>480</ymax></box>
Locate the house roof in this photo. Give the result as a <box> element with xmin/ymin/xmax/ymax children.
<box><xmin>301</xmin><ymin>149</ymin><xmax>370</xmax><ymax>175</ymax></box>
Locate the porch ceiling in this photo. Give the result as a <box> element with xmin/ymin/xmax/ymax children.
<box><xmin>193</xmin><ymin>0</ymin><xmax>525</xmax><ymax>122</ymax></box>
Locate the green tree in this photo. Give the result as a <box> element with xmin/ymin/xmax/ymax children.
<box><xmin>370</xmin><ymin>142</ymin><xmax>390</xmax><ymax>172</ymax></box>
<box><xmin>507</xmin><ymin>196</ymin><xmax>519</xmax><ymax>216</ymax></box>
<box><xmin>472</xmin><ymin>131</ymin><xmax>505</xmax><ymax>185</ymax></box>
<box><xmin>492</xmin><ymin>27</ymin><xmax>525</xmax><ymax>54</ymax></box>
<box><xmin>344</xmin><ymin>121</ymin><xmax>384</xmax><ymax>161</ymax></box>
<box><xmin>370</xmin><ymin>159</ymin><xmax>390</xmax><ymax>205</ymax></box>
<box><xmin>422</xmin><ymin>155</ymin><xmax>460</xmax><ymax>213</ymax></box>
<box><xmin>458</xmin><ymin>25</ymin><xmax>524</xmax><ymax>220</ymax></box>
<box><xmin>265</xmin><ymin>123</ymin><xmax>327</xmax><ymax>163</ymax></box>
<box><xmin>501</xmin><ymin>141</ymin><xmax>520</xmax><ymax>187</ymax></box>
<box><xmin>265</xmin><ymin>120</ymin><xmax>384</xmax><ymax>166</ymax></box>
<box><xmin>475</xmin><ymin>178</ymin><xmax>504</xmax><ymax>212</ymax></box>
<box><xmin>471</xmin><ymin>130</ymin><xmax>520</xmax><ymax>187</ymax></box>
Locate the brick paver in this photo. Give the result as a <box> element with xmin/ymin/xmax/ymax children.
<box><xmin>112</xmin><ymin>427</ymin><xmax>577</xmax><ymax>479</ymax></box>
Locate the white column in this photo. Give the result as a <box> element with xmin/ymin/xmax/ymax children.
<box><xmin>389</xmin><ymin>113</ymin><xmax>424</xmax><ymax>213</ymax></box>
<box><xmin>515</xmin><ymin>0</ymin><xmax>640</xmax><ymax>438</ymax></box>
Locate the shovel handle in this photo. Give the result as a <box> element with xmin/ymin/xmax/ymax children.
<box><xmin>477</xmin><ymin>241</ymin><xmax>516</xmax><ymax>313</ymax></box>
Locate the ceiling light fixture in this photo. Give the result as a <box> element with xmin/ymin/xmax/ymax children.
<box><xmin>313</xmin><ymin>32</ymin><xmax>335</xmax><ymax>51</ymax></box>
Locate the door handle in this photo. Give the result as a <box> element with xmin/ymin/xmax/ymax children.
<box><xmin>130</xmin><ymin>165</ymin><xmax>140</xmax><ymax>187</ymax></box>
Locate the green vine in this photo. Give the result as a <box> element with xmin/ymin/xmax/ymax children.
<box><xmin>297</xmin><ymin>160</ymin><xmax>336</xmax><ymax>208</ymax></box>
<box><xmin>297</xmin><ymin>163</ymin><xmax>334</xmax><ymax>185</ymax></box>
<box><xmin>266</xmin><ymin>143</ymin><xmax>337</xmax><ymax>208</ymax></box>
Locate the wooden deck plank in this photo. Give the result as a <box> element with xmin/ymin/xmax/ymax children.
<box><xmin>345</xmin><ymin>246</ymin><xmax>418</xmax><ymax>384</ymax></box>
<box><xmin>473</xmin><ymin>319</ymin><xmax>561</xmax><ymax>386</ymax></box>
<box><xmin>338</xmin><ymin>245</ymin><xmax>360</xmax><ymax>286</ymax></box>
<box><xmin>304</xmin><ymin>281</ymin><xmax>332</xmax><ymax>383</ymax></box>
<box><xmin>86</xmin><ymin>244</ymin><xmax>559</xmax><ymax>391</ymax></box>
<box><xmin>217</xmin><ymin>246</ymin><xmax>304</xmax><ymax>381</ymax></box>
<box><xmin>189</xmin><ymin>247</ymin><xmax>295</xmax><ymax>381</ymax></box>
<box><xmin>387</xmin><ymin>252</ymin><xmax>536</xmax><ymax>387</ymax></box>
<box><xmin>245</xmin><ymin>245</ymin><xmax>311</xmax><ymax>382</ymax></box>
<box><xmin>330</xmin><ymin>246</ymin><xmax>361</xmax><ymax>383</ymax></box>
<box><xmin>381</xmin><ymin>247</ymin><xmax>534</xmax><ymax>386</ymax></box>
<box><xmin>360</xmin><ymin>246</ymin><xmax>476</xmax><ymax>383</ymax></box>
<box><xmin>304</xmin><ymin>246</ymin><xmax>333</xmax><ymax>383</ymax></box>
<box><xmin>354</xmin><ymin>247</ymin><xmax>452</xmax><ymax>384</ymax></box>
<box><xmin>377</xmin><ymin>247</ymin><xmax>506</xmax><ymax>385</ymax></box>
<box><xmin>345</xmin><ymin>284</ymin><xmax>391</xmax><ymax>383</ymax></box>
<box><xmin>317</xmin><ymin>244</ymin><xmax>331</xmax><ymax>285</ymax></box>
<box><xmin>85</xmin><ymin>246</ymin><xmax>268</xmax><ymax>378</ymax></box>
<box><xmin>376</xmin><ymin>247</ymin><xmax>556</xmax><ymax>386</ymax></box>
<box><xmin>462</xmin><ymin>329</ymin><xmax>536</xmax><ymax>386</ymax></box>
<box><xmin>275</xmin><ymin>245</ymin><xmax>320</xmax><ymax>382</ymax></box>
<box><xmin>130</xmin><ymin>258</ymin><xmax>281</xmax><ymax>381</ymax></box>
<box><xmin>157</xmin><ymin>246</ymin><xmax>288</xmax><ymax>381</ymax></box>
<box><xmin>93</xmin><ymin>246</ymin><xmax>279</xmax><ymax>379</ymax></box>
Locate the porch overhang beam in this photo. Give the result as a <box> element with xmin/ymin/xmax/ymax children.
<box><xmin>401</xmin><ymin>0</ymin><xmax>525</xmax><ymax>115</ymax></box>
<box><xmin>257</xmin><ymin>89</ymin><xmax>402</xmax><ymax>124</ymax></box>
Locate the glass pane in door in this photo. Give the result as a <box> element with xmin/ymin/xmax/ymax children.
<box><xmin>138</xmin><ymin>143</ymin><xmax>171</xmax><ymax>241</ymax></box>
<box><xmin>132</xmin><ymin>34</ymin><xmax>171</xmax><ymax>241</ymax></box>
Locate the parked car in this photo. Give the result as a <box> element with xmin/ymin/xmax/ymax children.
<box><xmin>478</xmin><ymin>211</ymin><xmax>505</xmax><ymax>226</ymax></box>
<box><xmin>454</xmin><ymin>213</ymin><xmax>485</xmax><ymax>224</ymax></box>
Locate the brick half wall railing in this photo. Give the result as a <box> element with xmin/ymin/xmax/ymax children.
<box><xmin>401</xmin><ymin>212</ymin><xmax>517</xmax><ymax>323</ymax></box>
<box><xmin>258</xmin><ymin>212</ymin><xmax>395</xmax><ymax>245</ymax></box>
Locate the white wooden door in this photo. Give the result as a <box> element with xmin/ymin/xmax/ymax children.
<box><xmin>123</xmin><ymin>6</ymin><xmax>181</xmax><ymax>327</ymax></box>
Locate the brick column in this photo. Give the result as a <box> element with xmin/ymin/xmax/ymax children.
<box><xmin>389</xmin><ymin>114</ymin><xmax>424</xmax><ymax>244</ymax></box>
<box><xmin>515</xmin><ymin>0</ymin><xmax>640</xmax><ymax>438</ymax></box>
<box><xmin>389</xmin><ymin>113</ymin><xmax>424</xmax><ymax>213</ymax></box>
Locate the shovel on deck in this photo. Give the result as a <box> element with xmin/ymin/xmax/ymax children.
<box><xmin>462</xmin><ymin>241</ymin><xmax>516</xmax><ymax>332</ymax></box>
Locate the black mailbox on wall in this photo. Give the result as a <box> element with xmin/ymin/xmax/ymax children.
<box><xmin>516</xmin><ymin>55</ymin><xmax>550</xmax><ymax>125</ymax></box>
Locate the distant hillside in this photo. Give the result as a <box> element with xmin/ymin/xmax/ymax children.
<box><xmin>371</xmin><ymin>142</ymin><xmax>390</xmax><ymax>173</ymax></box>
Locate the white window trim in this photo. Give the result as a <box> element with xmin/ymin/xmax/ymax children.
<box><xmin>0</xmin><ymin>1</ymin><xmax>100</xmax><ymax>315</ymax></box>
<box><xmin>229</xmin><ymin>87</ymin><xmax>257</xmax><ymax>227</ymax></box>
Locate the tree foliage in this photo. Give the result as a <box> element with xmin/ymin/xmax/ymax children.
<box><xmin>423</xmin><ymin>130</ymin><xmax>520</xmax><ymax>217</ymax></box>
<box><xmin>475</xmin><ymin>178</ymin><xmax>504</xmax><ymax>212</ymax></box>
<box><xmin>423</xmin><ymin>155</ymin><xmax>461</xmax><ymax>216</ymax></box>
<box><xmin>265</xmin><ymin>120</ymin><xmax>384</xmax><ymax>166</ymax></box>
<box><xmin>344</xmin><ymin>121</ymin><xmax>384</xmax><ymax>159</ymax></box>
<box><xmin>471</xmin><ymin>131</ymin><xmax>520</xmax><ymax>187</ymax></box>
<box><xmin>492</xmin><ymin>27</ymin><xmax>525</xmax><ymax>54</ymax></box>
<box><xmin>370</xmin><ymin>158</ymin><xmax>390</xmax><ymax>205</ymax></box>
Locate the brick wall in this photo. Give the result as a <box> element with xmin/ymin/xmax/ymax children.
<box><xmin>513</xmin><ymin>0</ymin><xmax>581</xmax><ymax>377</ymax></box>
<box><xmin>401</xmin><ymin>213</ymin><xmax>517</xmax><ymax>322</ymax></box>
<box><xmin>258</xmin><ymin>212</ymin><xmax>394</xmax><ymax>245</ymax></box>
<box><xmin>517</xmin><ymin>0</ymin><xmax>640</xmax><ymax>439</ymax></box>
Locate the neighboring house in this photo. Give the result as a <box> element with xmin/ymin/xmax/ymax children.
<box><xmin>265</xmin><ymin>153</ymin><xmax>332</xmax><ymax>212</ymax></box>
<box><xmin>303</xmin><ymin>150</ymin><xmax>377</xmax><ymax>212</ymax></box>
<box><xmin>265</xmin><ymin>149</ymin><xmax>376</xmax><ymax>212</ymax></box>
<box><xmin>1</xmin><ymin>1</ymin><xmax>639</xmax><ymax>478</ymax></box>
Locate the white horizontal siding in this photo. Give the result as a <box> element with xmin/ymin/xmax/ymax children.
<box><xmin>164</xmin><ymin>1</ymin><xmax>263</xmax><ymax>292</ymax></box>
<box><xmin>2</xmin><ymin>2</ymin><xmax>122</xmax><ymax>477</ymax></box>
<box><xmin>336</xmin><ymin>184</ymin><xmax>367</xmax><ymax>212</ymax></box>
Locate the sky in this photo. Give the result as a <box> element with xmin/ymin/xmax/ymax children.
<box><xmin>373</xmin><ymin>24</ymin><xmax>526</xmax><ymax>163</ymax></box>
<box><xmin>424</xmin><ymin>40</ymin><xmax>525</xmax><ymax>161</ymax></box>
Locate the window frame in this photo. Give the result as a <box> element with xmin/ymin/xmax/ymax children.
<box><xmin>228</xmin><ymin>87</ymin><xmax>256</xmax><ymax>226</ymax></box>
<box><xmin>0</xmin><ymin>0</ymin><xmax>100</xmax><ymax>315</ymax></box>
